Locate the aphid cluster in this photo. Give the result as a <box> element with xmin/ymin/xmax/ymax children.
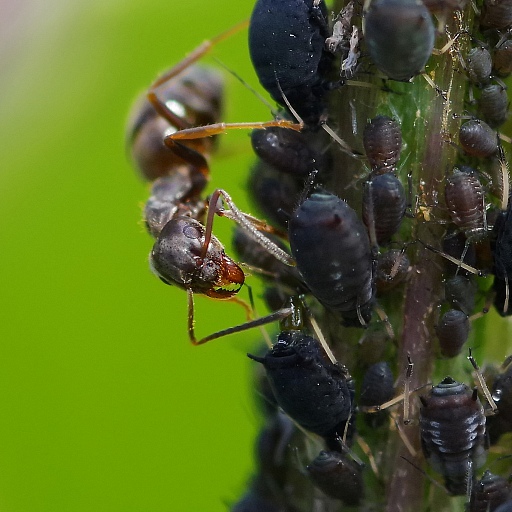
<box><xmin>126</xmin><ymin>0</ymin><xmax>512</xmax><ymax>510</ymax></box>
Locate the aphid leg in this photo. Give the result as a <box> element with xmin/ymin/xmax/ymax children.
<box><xmin>392</xmin><ymin>413</ymin><xmax>417</xmax><ymax>457</ymax></box>
<box><xmin>404</xmin><ymin>355</ymin><xmax>413</xmax><ymax>425</ymax></box>
<box><xmin>202</xmin><ymin>189</ymin><xmax>295</xmax><ymax>266</ymax></box>
<box><xmin>186</xmin><ymin>288</ymin><xmax>293</xmax><ymax>345</ymax></box>
<box><xmin>355</xmin><ymin>435</ymin><xmax>379</xmax><ymax>476</ymax></box>
<box><xmin>421</xmin><ymin>72</ymin><xmax>447</xmax><ymax>100</ymax></box>
<box><xmin>375</xmin><ymin>304</ymin><xmax>395</xmax><ymax>339</ymax></box>
<box><xmin>468</xmin><ymin>348</ymin><xmax>498</xmax><ymax>414</ymax></box>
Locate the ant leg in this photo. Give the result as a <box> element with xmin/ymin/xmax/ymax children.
<box><xmin>147</xmin><ymin>20</ymin><xmax>249</xmax><ymax>128</ymax></box>
<box><xmin>202</xmin><ymin>189</ymin><xmax>295</xmax><ymax>266</ymax></box>
<box><xmin>187</xmin><ymin>288</ymin><xmax>292</xmax><ymax>345</ymax></box>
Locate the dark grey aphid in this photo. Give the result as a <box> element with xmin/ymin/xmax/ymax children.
<box><xmin>248</xmin><ymin>331</ymin><xmax>355</xmax><ymax>449</ymax></box>
<box><xmin>435</xmin><ymin>309</ymin><xmax>470</xmax><ymax>358</ymax></box>
<box><xmin>363</xmin><ymin>115</ymin><xmax>402</xmax><ymax>173</ymax></box>
<box><xmin>467</xmin><ymin>46</ymin><xmax>493</xmax><ymax>85</ymax></box>
<box><xmin>363</xmin><ymin>173</ymin><xmax>406</xmax><ymax>245</ymax></box>
<box><xmin>364</xmin><ymin>0</ymin><xmax>435</xmax><ymax>81</ymax></box>
<box><xmin>289</xmin><ymin>191</ymin><xmax>374</xmax><ymax>326</ymax></box>
<box><xmin>469</xmin><ymin>470</ymin><xmax>512</xmax><ymax>512</ymax></box>
<box><xmin>459</xmin><ymin>119</ymin><xmax>497</xmax><ymax>158</ymax></box>
<box><xmin>249</xmin><ymin>0</ymin><xmax>334</xmax><ymax>124</ymax></box>
<box><xmin>494</xmin><ymin>40</ymin><xmax>512</xmax><ymax>77</ymax></box>
<box><xmin>481</xmin><ymin>0</ymin><xmax>512</xmax><ymax>30</ymax></box>
<box><xmin>420</xmin><ymin>377</ymin><xmax>487</xmax><ymax>495</ymax></box>
<box><xmin>307</xmin><ymin>450</ymin><xmax>364</xmax><ymax>505</ymax></box>
<box><xmin>376</xmin><ymin>249</ymin><xmax>410</xmax><ymax>291</ymax></box>
<box><xmin>479</xmin><ymin>85</ymin><xmax>509</xmax><ymax>128</ymax></box>
<box><xmin>250</xmin><ymin>128</ymin><xmax>329</xmax><ymax>177</ymax></box>
<box><xmin>445</xmin><ymin>166</ymin><xmax>487</xmax><ymax>240</ymax></box>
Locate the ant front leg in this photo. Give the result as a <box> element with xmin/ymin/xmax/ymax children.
<box><xmin>202</xmin><ymin>189</ymin><xmax>295</xmax><ymax>266</ymax></box>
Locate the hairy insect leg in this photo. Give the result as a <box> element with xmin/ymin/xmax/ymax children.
<box><xmin>186</xmin><ymin>288</ymin><xmax>292</xmax><ymax>345</ymax></box>
<box><xmin>202</xmin><ymin>188</ymin><xmax>295</xmax><ymax>266</ymax></box>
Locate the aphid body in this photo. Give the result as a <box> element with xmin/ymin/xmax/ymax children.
<box><xmin>363</xmin><ymin>115</ymin><xmax>402</xmax><ymax>174</ymax></box>
<box><xmin>306</xmin><ymin>450</ymin><xmax>364</xmax><ymax>505</ymax></box>
<box><xmin>248</xmin><ymin>331</ymin><xmax>354</xmax><ymax>448</ymax></box>
<box><xmin>459</xmin><ymin>120</ymin><xmax>497</xmax><ymax>158</ymax></box>
<box><xmin>288</xmin><ymin>191</ymin><xmax>374</xmax><ymax>326</ymax></box>
<box><xmin>469</xmin><ymin>470</ymin><xmax>512</xmax><ymax>512</ymax></box>
<box><xmin>248</xmin><ymin>0</ymin><xmax>334</xmax><ymax>124</ymax></box>
<box><xmin>364</xmin><ymin>0</ymin><xmax>435</xmax><ymax>81</ymax></box>
<box><xmin>420</xmin><ymin>377</ymin><xmax>487</xmax><ymax>495</ymax></box>
<box><xmin>435</xmin><ymin>309</ymin><xmax>470</xmax><ymax>358</ymax></box>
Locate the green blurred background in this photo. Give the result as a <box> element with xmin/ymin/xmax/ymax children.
<box><xmin>0</xmin><ymin>0</ymin><xmax>268</xmax><ymax>510</ymax></box>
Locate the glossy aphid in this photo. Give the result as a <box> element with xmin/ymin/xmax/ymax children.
<box><xmin>467</xmin><ymin>46</ymin><xmax>493</xmax><ymax>86</ymax></box>
<box><xmin>444</xmin><ymin>274</ymin><xmax>478</xmax><ymax>315</ymax></box>
<box><xmin>494</xmin><ymin>40</ymin><xmax>512</xmax><ymax>77</ymax></box>
<box><xmin>480</xmin><ymin>0</ymin><xmax>512</xmax><ymax>30</ymax></box>
<box><xmin>445</xmin><ymin>166</ymin><xmax>487</xmax><ymax>241</ymax></box>
<box><xmin>306</xmin><ymin>450</ymin><xmax>364</xmax><ymax>505</ymax></box>
<box><xmin>360</xmin><ymin>361</ymin><xmax>395</xmax><ymax>427</ymax></box>
<box><xmin>288</xmin><ymin>191</ymin><xmax>374</xmax><ymax>327</ymax></box>
<box><xmin>248</xmin><ymin>0</ymin><xmax>334</xmax><ymax>125</ymax></box>
<box><xmin>487</xmin><ymin>357</ymin><xmax>512</xmax><ymax>442</ymax></box>
<box><xmin>248</xmin><ymin>299</ymin><xmax>355</xmax><ymax>450</ymax></box>
<box><xmin>375</xmin><ymin>249</ymin><xmax>411</xmax><ymax>292</ymax></box>
<box><xmin>492</xmin><ymin>197</ymin><xmax>512</xmax><ymax>315</ymax></box>
<box><xmin>363</xmin><ymin>0</ymin><xmax>435</xmax><ymax>81</ymax></box>
<box><xmin>419</xmin><ymin>377</ymin><xmax>487</xmax><ymax>495</ymax></box>
<box><xmin>250</xmin><ymin>127</ymin><xmax>330</xmax><ymax>177</ymax></box>
<box><xmin>459</xmin><ymin>119</ymin><xmax>498</xmax><ymax>159</ymax></box>
<box><xmin>363</xmin><ymin>173</ymin><xmax>407</xmax><ymax>246</ymax></box>
<box><xmin>469</xmin><ymin>470</ymin><xmax>512</xmax><ymax>512</ymax></box>
<box><xmin>435</xmin><ymin>309</ymin><xmax>470</xmax><ymax>358</ymax></box>
<box><xmin>362</xmin><ymin>115</ymin><xmax>402</xmax><ymax>174</ymax></box>
<box><xmin>479</xmin><ymin>84</ymin><xmax>509</xmax><ymax>128</ymax></box>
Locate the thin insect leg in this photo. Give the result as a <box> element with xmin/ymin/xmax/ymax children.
<box><xmin>375</xmin><ymin>304</ymin><xmax>395</xmax><ymax>339</ymax></box>
<box><xmin>246</xmin><ymin>285</ymin><xmax>273</xmax><ymax>349</ymax></box>
<box><xmin>187</xmin><ymin>289</ymin><xmax>293</xmax><ymax>345</ymax></box>
<box><xmin>392</xmin><ymin>412</ymin><xmax>417</xmax><ymax>457</ymax></box>
<box><xmin>301</xmin><ymin>298</ymin><xmax>337</xmax><ymax>365</ymax></box>
<box><xmin>203</xmin><ymin>189</ymin><xmax>295</xmax><ymax>266</ymax></box>
<box><xmin>418</xmin><ymin>240</ymin><xmax>485</xmax><ymax>276</ymax></box>
<box><xmin>404</xmin><ymin>355</ymin><xmax>413</xmax><ymax>425</ymax></box>
<box><xmin>147</xmin><ymin>20</ymin><xmax>249</xmax><ymax>126</ymax></box>
<box><xmin>468</xmin><ymin>348</ymin><xmax>498</xmax><ymax>414</ymax></box>
<box><xmin>355</xmin><ymin>435</ymin><xmax>379</xmax><ymax>476</ymax></box>
<box><xmin>399</xmin><ymin>457</ymin><xmax>448</xmax><ymax>492</ymax></box>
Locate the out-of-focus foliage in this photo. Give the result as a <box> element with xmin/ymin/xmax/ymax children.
<box><xmin>0</xmin><ymin>0</ymin><xmax>266</xmax><ymax>510</ymax></box>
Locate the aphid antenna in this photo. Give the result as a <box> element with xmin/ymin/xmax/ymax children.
<box><xmin>203</xmin><ymin>189</ymin><xmax>295</xmax><ymax>266</ymax></box>
<box><xmin>187</xmin><ymin>288</ymin><xmax>293</xmax><ymax>345</ymax></box>
<box><xmin>417</xmin><ymin>239</ymin><xmax>485</xmax><ymax>276</ymax></box>
<box><xmin>211</xmin><ymin>56</ymin><xmax>279</xmax><ymax>116</ymax></box>
<box><xmin>399</xmin><ymin>456</ymin><xmax>448</xmax><ymax>492</ymax></box>
<box><xmin>404</xmin><ymin>355</ymin><xmax>414</xmax><ymax>425</ymax></box>
<box><xmin>246</xmin><ymin>285</ymin><xmax>273</xmax><ymax>349</ymax></box>
<box><xmin>468</xmin><ymin>348</ymin><xmax>498</xmax><ymax>414</ymax></box>
<box><xmin>354</xmin><ymin>434</ymin><xmax>379</xmax><ymax>475</ymax></box>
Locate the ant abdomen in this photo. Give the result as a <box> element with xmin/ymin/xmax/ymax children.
<box><xmin>289</xmin><ymin>191</ymin><xmax>374</xmax><ymax>326</ymax></box>
<box><xmin>127</xmin><ymin>65</ymin><xmax>223</xmax><ymax>181</ymax></box>
<box><xmin>362</xmin><ymin>116</ymin><xmax>402</xmax><ymax>174</ymax></box>
<box><xmin>420</xmin><ymin>377</ymin><xmax>487</xmax><ymax>495</ymax></box>
<box><xmin>306</xmin><ymin>450</ymin><xmax>364</xmax><ymax>506</ymax></box>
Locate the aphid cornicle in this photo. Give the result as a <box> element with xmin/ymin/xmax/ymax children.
<box><xmin>363</xmin><ymin>0</ymin><xmax>435</xmax><ymax>81</ymax></box>
<box><xmin>248</xmin><ymin>0</ymin><xmax>335</xmax><ymax>124</ymax></box>
<box><xmin>419</xmin><ymin>377</ymin><xmax>487</xmax><ymax>495</ymax></box>
<box><xmin>288</xmin><ymin>191</ymin><xmax>374</xmax><ymax>326</ymax></box>
<box><xmin>248</xmin><ymin>302</ymin><xmax>355</xmax><ymax>449</ymax></box>
<box><xmin>306</xmin><ymin>450</ymin><xmax>364</xmax><ymax>505</ymax></box>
